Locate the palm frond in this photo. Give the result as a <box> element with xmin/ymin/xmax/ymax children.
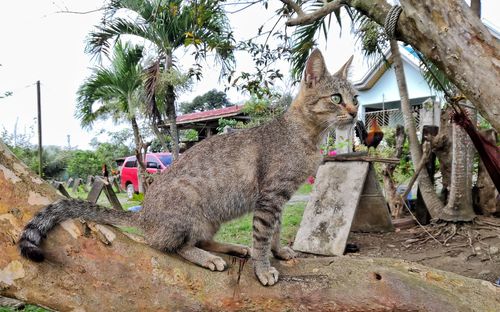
<box><xmin>414</xmin><ymin>49</ymin><xmax>454</xmax><ymax>94</ymax></box>
<box><xmin>77</xmin><ymin>40</ymin><xmax>145</xmax><ymax>129</ymax></box>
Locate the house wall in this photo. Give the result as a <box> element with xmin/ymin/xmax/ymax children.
<box><xmin>357</xmin><ymin>60</ymin><xmax>435</xmax><ymax>122</ymax></box>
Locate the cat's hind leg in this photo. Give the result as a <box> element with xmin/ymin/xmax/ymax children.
<box><xmin>177</xmin><ymin>245</ymin><xmax>227</xmax><ymax>271</ymax></box>
<box><xmin>197</xmin><ymin>240</ymin><xmax>251</xmax><ymax>258</ymax></box>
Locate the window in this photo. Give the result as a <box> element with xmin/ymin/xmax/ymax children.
<box><xmin>158</xmin><ymin>155</ymin><xmax>172</xmax><ymax>166</ymax></box>
<box><xmin>124</xmin><ymin>160</ymin><xmax>136</xmax><ymax>168</ymax></box>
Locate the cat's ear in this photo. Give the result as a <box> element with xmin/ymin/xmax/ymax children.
<box><xmin>335</xmin><ymin>55</ymin><xmax>354</xmax><ymax>79</ymax></box>
<box><xmin>304</xmin><ymin>49</ymin><xmax>326</xmax><ymax>88</ymax></box>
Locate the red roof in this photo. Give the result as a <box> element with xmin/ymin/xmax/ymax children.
<box><xmin>176</xmin><ymin>105</ymin><xmax>243</xmax><ymax>124</ymax></box>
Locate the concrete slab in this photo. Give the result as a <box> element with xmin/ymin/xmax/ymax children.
<box><xmin>293</xmin><ymin>161</ymin><xmax>369</xmax><ymax>256</ymax></box>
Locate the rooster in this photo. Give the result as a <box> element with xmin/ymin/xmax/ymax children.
<box><xmin>355</xmin><ymin>119</ymin><xmax>384</xmax><ymax>154</ymax></box>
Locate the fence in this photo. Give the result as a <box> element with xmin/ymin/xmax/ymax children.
<box><xmin>325</xmin><ymin>106</ymin><xmax>422</xmax><ymax>148</ymax></box>
<box><xmin>364</xmin><ymin>107</ymin><xmax>421</xmax><ymax>129</ymax></box>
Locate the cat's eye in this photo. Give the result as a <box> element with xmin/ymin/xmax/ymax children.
<box><xmin>354</xmin><ymin>95</ymin><xmax>359</xmax><ymax>105</ymax></box>
<box><xmin>331</xmin><ymin>94</ymin><xmax>342</xmax><ymax>104</ymax></box>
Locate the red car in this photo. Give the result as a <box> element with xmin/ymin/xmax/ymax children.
<box><xmin>120</xmin><ymin>153</ymin><xmax>173</xmax><ymax>198</ymax></box>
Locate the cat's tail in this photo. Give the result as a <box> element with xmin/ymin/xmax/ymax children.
<box><xmin>18</xmin><ymin>198</ymin><xmax>138</xmax><ymax>262</ymax></box>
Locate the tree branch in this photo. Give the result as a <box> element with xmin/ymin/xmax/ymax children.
<box><xmin>281</xmin><ymin>0</ymin><xmax>345</xmax><ymax>26</ymax></box>
<box><xmin>402</xmin><ymin>141</ymin><xmax>431</xmax><ymax>200</ymax></box>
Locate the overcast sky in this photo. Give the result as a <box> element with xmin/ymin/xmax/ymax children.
<box><xmin>0</xmin><ymin>1</ymin><xmax>498</xmax><ymax>150</ymax></box>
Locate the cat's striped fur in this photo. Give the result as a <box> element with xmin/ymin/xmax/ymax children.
<box><xmin>19</xmin><ymin>49</ymin><xmax>359</xmax><ymax>286</ymax></box>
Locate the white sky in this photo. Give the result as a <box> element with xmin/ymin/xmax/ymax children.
<box><xmin>0</xmin><ymin>0</ymin><xmax>498</xmax><ymax>150</ymax></box>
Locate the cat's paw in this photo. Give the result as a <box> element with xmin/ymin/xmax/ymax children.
<box><xmin>254</xmin><ymin>264</ymin><xmax>279</xmax><ymax>286</ymax></box>
<box><xmin>204</xmin><ymin>256</ymin><xmax>227</xmax><ymax>271</ymax></box>
<box><xmin>272</xmin><ymin>246</ymin><xmax>296</xmax><ymax>260</ymax></box>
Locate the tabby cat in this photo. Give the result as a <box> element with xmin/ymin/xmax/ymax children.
<box><xmin>19</xmin><ymin>49</ymin><xmax>359</xmax><ymax>286</ymax></box>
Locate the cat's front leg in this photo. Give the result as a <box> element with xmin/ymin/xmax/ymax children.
<box><xmin>271</xmin><ymin>216</ymin><xmax>296</xmax><ymax>260</ymax></box>
<box><xmin>252</xmin><ymin>205</ymin><xmax>281</xmax><ymax>286</ymax></box>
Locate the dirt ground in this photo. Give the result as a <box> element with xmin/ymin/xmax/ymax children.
<box><xmin>344</xmin><ymin>216</ymin><xmax>500</xmax><ymax>284</ymax></box>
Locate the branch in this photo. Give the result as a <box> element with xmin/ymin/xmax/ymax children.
<box><xmin>55</xmin><ymin>8</ymin><xmax>105</xmax><ymax>15</ymax></box>
<box><xmin>402</xmin><ymin>141</ymin><xmax>431</xmax><ymax>200</ymax></box>
<box><xmin>281</xmin><ymin>0</ymin><xmax>345</xmax><ymax>26</ymax></box>
<box><xmin>323</xmin><ymin>155</ymin><xmax>400</xmax><ymax>164</ymax></box>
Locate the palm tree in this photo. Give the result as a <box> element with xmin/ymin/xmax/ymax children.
<box><xmin>76</xmin><ymin>40</ymin><xmax>149</xmax><ymax>193</ymax></box>
<box><xmin>86</xmin><ymin>0</ymin><xmax>235</xmax><ymax>160</ymax></box>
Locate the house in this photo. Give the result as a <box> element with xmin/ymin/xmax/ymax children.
<box><xmin>161</xmin><ymin>105</ymin><xmax>249</xmax><ymax>141</ymax></box>
<box><xmin>355</xmin><ymin>21</ymin><xmax>500</xmax><ymax>130</ymax></box>
<box><xmin>354</xmin><ymin>45</ymin><xmax>441</xmax><ymax>130</ymax></box>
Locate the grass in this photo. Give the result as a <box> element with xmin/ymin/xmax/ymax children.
<box><xmin>295</xmin><ymin>183</ymin><xmax>313</xmax><ymax>195</ymax></box>
<box><xmin>215</xmin><ymin>202</ymin><xmax>306</xmax><ymax>246</ymax></box>
<box><xmin>0</xmin><ymin>306</ymin><xmax>48</xmax><ymax>312</ymax></box>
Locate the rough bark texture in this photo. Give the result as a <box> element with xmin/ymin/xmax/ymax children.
<box><xmin>131</xmin><ymin>116</ymin><xmax>147</xmax><ymax>194</ymax></box>
<box><xmin>476</xmin><ymin>129</ymin><xmax>499</xmax><ymax>216</ymax></box>
<box><xmin>389</xmin><ymin>40</ymin><xmax>445</xmax><ymax>219</ymax></box>
<box><xmin>1</xmin><ymin>141</ymin><xmax>500</xmax><ymax>311</ymax></box>
<box><xmin>432</xmin><ymin>106</ymin><xmax>453</xmax><ymax>202</ymax></box>
<box><xmin>440</xmin><ymin>105</ymin><xmax>477</xmax><ymax>221</ymax></box>
<box><xmin>349</xmin><ymin>0</ymin><xmax>500</xmax><ymax>131</ymax></box>
<box><xmin>382</xmin><ymin>125</ymin><xmax>405</xmax><ymax>218</ymax></box>
<box><xmin>165</xmin><ymin>53</ymin><xmax>180</xmax><ymax>161</ymax></box>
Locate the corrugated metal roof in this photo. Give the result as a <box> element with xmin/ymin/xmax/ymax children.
<box><xmin>176</xmin><ymin>105</ymin><xmax>243</xmax><ymax>124</ymax></box>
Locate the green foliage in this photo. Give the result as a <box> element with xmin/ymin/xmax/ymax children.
<box><xmin>76</xmin><ymin>40</ymin><xmax>144</xmax><ymax>129</ymax></box>
<box><xmin>230</xmin><ymin>40</ymin><xmax>288</xmax><ymax>98</ymax></box>
<box><xmin>372</xmin><ymin>127</ymin><xmax>414</xmax><ymax>185</ymax></box>
<box><xmin>180</xmin><ymin>129</ymin><xmax>198</xmax><ymax>142</ymax></box>
<box><xmin>180</xmin><ymin>89</ymin><xmax>231</xmax><ymax>114</ymax></box>
<box><xmin>0</xmin><ymin>305</ymin><xmax>48</xmax><ymax>312</ymax></box>
<box><xmin>217</xmin><ymin>118</ymin><xmax>244</xmax><ymax>133</ymax></box>
<box><xmin>66</xmin><ymin>150</ymin><xmax>102</xmax><ymax>179</ymax></box>
<box><xmin>1</xmin><ymin>126</ymin><xmax>70</xmax><ymax>179</ymax></box>
<box><xmin>295</xmin><ymin>183</ymin><xmax>313</xmax><ymax>195</ymax></box>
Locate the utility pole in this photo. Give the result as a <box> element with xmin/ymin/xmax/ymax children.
<box><xmin>37</xmin><ymin>80</ymin><xmax>42</xmax><ymax>178</ymax></box>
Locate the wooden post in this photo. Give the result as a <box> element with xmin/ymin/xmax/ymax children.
<box><xmin>87</xmin><ymin>177</ymin><xmax>122</xmax><ymax>210</ymax></box>
<box><xmin>335</xmin><ymin>124</ymin><xmax>353</xmax><ymax>154</ymax></box>
<box><xmin>476</xmin><ymin>129</ymin><xmax>499</xmax><ymax>216</ymax></box>
<box><xmin>51</xmin><ymin>181</ymin><xmax>71</xmax><ymax>198</ymax></box>
<box><xmin>86</xmin><ymin>178</ymin><xmax>104</xmax><ymax>204</ymax></box>
<box><xmin>415</xmin><ymin>125</ymin><xmax>439</xmax><ymax>224</ymax></box>
<box><xmin>72</xmin><ymin>178</ymin><xmax>81</xmax><ymax>193</ymax></box>
<box><xmin>36</xmin><ymin>80</ymin><xmax>42</xmax><ymax>178</ymax></box>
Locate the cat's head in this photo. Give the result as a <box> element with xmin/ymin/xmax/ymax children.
<box><xmin>293</xmin><ymin>49</ymin><xmax>358</xmax><ymax>129</ymax></box>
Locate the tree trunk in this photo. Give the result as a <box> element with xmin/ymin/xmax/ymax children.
<box><xmin>1</xmin><ymin>141</ymin><xmax>500</xmax><ymax>311</ymax></box>
<box><xmin>470</xmin><ymin>0</ymin><xmax>481</xmax><ymax>18</ymax></box>
<box><xmin>476</xmin><ymin>129</ymin><xmax>499</xmax><ymax>216</ymax></box>
<box><xmin>382</xmin><ymin>125</ymin><xmax>405</xmax><ymax>218</ymax></box>
<box><xmin>130</xmin><ymin>116</ymin><xmax>146</xmax><ymax>194</ymax></box>
<box><xmin>165</xmin><ymin>53</ymin><xmax>180</xmax><ymax>161</ymax></box>
<box><xmin>432</xmin><ymin>106</ymin><xmax>453</xmax><ymax>202</ymax></box>
<box><xmin>389</xmin><ymin>40</ymin><xmax>445</xmax><ymax>218</ymax></box>
<box><xmin>439</xmin><ymin>105</ymin><xmax>476</xmax><ymax>221</ymax></box>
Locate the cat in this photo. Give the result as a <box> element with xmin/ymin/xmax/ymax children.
<box><xmin>18</xmin><ymin>49</ymin><xmax>359</xmax><ymax>286</ymax></box>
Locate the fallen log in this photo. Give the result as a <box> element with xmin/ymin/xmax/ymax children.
<box><xmin>1</xmin><ymin>141</ymin><xmax>499</xmax><ymax>311</ymax></box>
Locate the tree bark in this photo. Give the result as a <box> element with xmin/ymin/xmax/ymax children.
<box><xmin>165</xmin><ymin>53</ymin><xmax>180</xmax><ymax>161</ymax></box>
<box><xmin>130</xmin><ymin>116</ymin><xmax>146</xmax><ymax>194</ymax></box>
<box><xmin>476</xmin><ymin>129</ymin><xmax>499</xmax><ymax>216</ymax></box>
<box><xmin>432</xmin><ymin>106</ymin><xmax>453</xmax><ymax>202</ymax></box>
<box><xmin>389</xmin><ymin>40</ymin><xmax>445</xmax><ymax>219</ymax></box>
<box><xmin>439</xmin><ymin>105</ymin><xmax>476</xmax><ymax>221</ymax></box>
<box><xmin>285</xmin><ymin>0</ymin><xmax>500</xmax><ymax>131</ymax></box>
<box><xmin>1</xmin><ymin>141</ymin><xmax>500</xmax><ymax>311</ymax></box>
<box><xmin>382</xmin><ymin>125</ymin><xmax>405</xmax><ymax>218</ymax></box>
